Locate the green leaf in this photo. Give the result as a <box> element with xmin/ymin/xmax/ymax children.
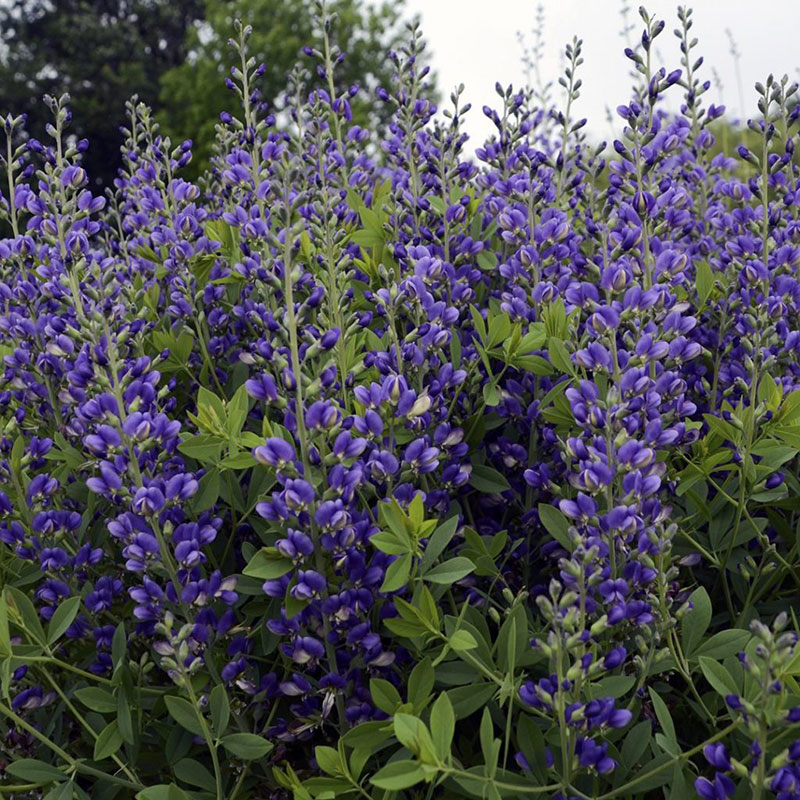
<box><xmin>379</xmin><ymin>499</ymin><xmax>410</xmax><ymax>540</ymax></box>
<box><xmin>197</xmin><ymin>386</ymin><xmax>226</xmax><ymax>420</ymax></box>
<box><xmin>750</xmin><ymin>441</ymin><xmax>797</xmax><ymax>467</ymax></box>
<box><xmin>226</xmin><ymin>383</ymin><xmax>251</xmax><ymax>436</ymax></box>
<box><xmin>479</xmin><ymin>707</ymin><xmax>499</xmax><ymax>773</ymax></box>
<box><xmin>351</xmin><ymin>228</ymin><xmax>384</xmax><ymax>249</ymax></box>
<box><xmin>758</xmin><ymin>374</ymin><xmax>782</xmax><ymax>410</ymax></box>
<box><xmin>341</xmin><ymin>720</ymin><xmax>393</xmax><ymax>750</ymax></box>
<box><xmin>384</xmin><ymin>616</ymin><xmax>428</xmax><ymax>638</ymax></box>
<box><xmin>7</xmin><ymin>586</ymin><xmax>46</xmax><ymax>644</ymax></box>
<box><xmin>393</xmin><ymin>713</ymin><xmax>424</xmax><ymax>752</ymax></box>
<box><xmin>209</xmin><ymin>684</ymin><xmax>230</xmax><ymax>738</ymax></box>
<box><xmin>451</xmin><ymin>331</ymin><xmax>462</xmax><ymax>369</ymax></box>
<box><xmin>173</xmin><ymin>759</ymin><xmax>216</xmax><ymax>792</ymax></box>
<box><xmin>370</xmin><ymin>678</ymin><xmax>402</xmax><ymax>714</ymax></box>
<box><xmin>699</xmin><ymin>657</ymin><xmax>739</xmax><ymax>698</ymax></box>
<box><xmin>517</xmin><ymin>323</ymin><xmax>547</xmax><ymax>354</ymax></box>
<box><xmin>164</xmin><ymin>696</ymin><xmax>205</xmax><ymax>737</ymax></box>
<box><xmin>447</xmin><ymin>683</ymin><xmax>496</xmax><ymax>719</ymax></box>
<box><xmin>419</xmin><ymin>516</ymin><xmax>459</xmax><ymax>573</ymax></box>
<box><xmin>220</xmin><ymin>733</ymin><xmax>274</xmax><ymax>760</ymax></box>
<box><xmin>487</xmin><ymin>311</ymin><xmax>512</xmax><ymax>348</ymax></box>
<box><xmin>477</xmin><ymin>249</ymin><xmax>498</xmax><ymax>271</ymax></box>
<box><xmin>370</xmin><ymin>760</ymin><xmax>426</xmax><ymax>790</ymax></box>
<box><xmin>703</xmin><ymin>414</ymin><xmax>740</xmax><ymax>444</ymax></box>
<box><xmin>517</xmin><ymin>715</ymin><xmax>547</xmax><ymax>780</ymax></box>
<box><xmin>631</xmin><ymin>754</ymin><xmax>674</xmax><ymax>792</ymax></box>
<box><xmin>10</xmin><ymin>435</ymin><xmax>24</xmax><ymax>474</ymax></box>
<box><xmin>449</xmin><ymin>630</ymin><xmax>478</xmax><ymax>651</ymax></box>
<box><xmin>6</xmin><ymin>759</ymin><xmax>65</xmax><ymax>784</ymax></box>
<box><xmin>117</xmin><ymin>685</ymin><xmax>134</xmax><ymax>745</ymax></box>
<box><xmin>315</xmin><ymin>746</ymin><xmax>343</xmax><ymax>777</ymax></box>
<box><xmin>483</xmin><ymin>381</ymin><xmax>501</xmax><ymax>407</ymax></box>
<box><xmin>696</xmin><ymin>260</ymin><xmax>714</xmax><ymax>305</ymax></box>
<box><xmin>620</xmin><ymin>721</ymin><xmax>652</xmax><ymax>774</ymax></box>
<box><xmin>74</xmin><ymin>687</ymin><xmax>116</xmax><ymax>714</ymax></box>
<box><xmin>242</xmin><ymin>547</ymin><xmax>293</xmax><ymax>580</ymax></box>
<box><xmin>495</xmin><ymin>604</ymin><xmax>527</xmax><ymax>672</ymax></box>
<box><xmin>47</xmin><ymin>595</ymin><xmax>81</xmax><ymax>645</ymax></box>
<box><xmin>648</xmin><ymin>688</ymin><xmax>676</xmax><ymax>746</ymax></box>
<box><xmin>693</xmin><ymin>629</ymin><xmax>750</xmax><ymax>660</ymax></box>
<box><xmin>444</xmin><ymin>616</ymin><xmax>493</xmax><ymax>666</ymax></box>
<box><xmin>349</xmin><ymin>747</ymin><xmax>370</xmax><ymax>782</ymax></box>
<box><xmin>0</xmin><ymin>592</ymin><xmax>10</xmax><ymax>658</ymax></box>
<box><xmin>93</xmin><ymin>721</ymin><xmax>123</xmax><ymax>761</ymax></box>
<box><xmin>177</xmin><ymin>434</ymin><xmax>224</xmax><ymax>463</ymax></box>
<box><xmin>548</xmin><ymin>337</ymin><xmax>574</xmax><ymax>374</ymax></box>
<box><xmin>430</xmin><ymin>692</ymin><xmax>455</xmax><ymax>760</ymax></box>
<box><xmin>681</xmin><ymin>587</ymin><xmax>712</xmax><ymax>655</ymax></box>
<box><xmin>416</xmin><ymin>586</ymin><xmax>441</xmax><ymax>631</ymax></box>
<box><xmin>370</xmin><ymin>530</ymin><xmax>412</xmax><ymax>556</ymax></box>
<box><xmin>190</xmin><ymin>255</ymin><xmax>216</xmax><ymax>289</ymax></box>
<box><xmin>469</xmin><ymin>305</ymin><xmax>487</xmax><ymax>344</ymax></box>
<box><xmin>588</xmin><ymin>675</ymin><xmax>636</xmax><ymax>699</ymax></box>
<box><xmin>516</xmin><ymin>354</ymin><xmax>555</xmax><ymax>375</ymax></box>
<box><xmin>408</xmin><ymin>658</ymin><xmax>435</xmax><ymax>710</ymax></box>
<box><xmin>191</xmin><ymin>467</ymin><xmax>220</xmax><ymax>511</ymax></box>
<box><xmin>538</xmin><ymin>503</ymin><xmax>573</xmax><ymax>550</ymax></box>
<box><xmin>470</xmin><ymin>464</ymin><xmax>511</xmax><ymax>494</ymax></box>
<box><xmin>774</xmin><ymin>426</ymin><xmax>800</xmax><ymax>449</ymax></box>
<box><xmin>45</xmin><ymin>780</ymin><xmax>74</xmax><ymax>800</ymax></box>
<box><xmin>136</xmin><ymin>785</ymin><xmax>190</xmax><ymax>800</ymax></box>
<box><xmin>219</xmin><ymin>451</ymin><xmax>258</xmax><ymax>470</ymax></box>
<box><xmin>778</xmin><ymin>390</ymin><xmax>800</xmax><ymax>424</ymax></box>
<box><xmin>380</xmin><ymin>553</ymin><xmax>412</xmax><ymax>593</ymax></box>
<box><xmin>422</xmin><ymin>556</ymin><xmax>475</xmax><ymax>585</ymax></box>
<box><xmin>111</xmin><ymin>623</ymin><xmax>126</xmax><ymax>668</ymax></box>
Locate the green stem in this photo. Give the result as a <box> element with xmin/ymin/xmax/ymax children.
<box><xmin>5</xmin><ymin>131</ymin><xmax>18</xmax><ymax>237</ymax></box>
<box><xmin>22</xmin><ymin>655</ymin><xmax>164</xmax><ymax>693</ymax></box>
<box><xmin>185</xmin><ymin>681</ymin><xmax>224</xmax><ymax>800</ymax></box>
<box><xmin>281</xmin><ymin>183</ymin><xmax>347</xmax><ymax>731</ymax></box>
<box><xmin>227</xmin><ymin>764</ymin><xmax>251</xmax><ymax>800</ymax></box>
<box><xmin>40</xmin><ymin>669</ymin><xmax>141</xmax><ymax>785</ymax></box>
<box><xmin>594</xmin><ymin>721</ymin><xmax>740</xmax><ymax>800</ymax></box>
<box><xmin>0</xmin><ymin>701</ymin><xmax>144</xmax><ymax>791</ymax></box>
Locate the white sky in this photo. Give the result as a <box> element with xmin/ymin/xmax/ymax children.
<box><xmin>402</xmin><ymin>0</ymin><xmax>800</xmax><ymax>147</ymax></box>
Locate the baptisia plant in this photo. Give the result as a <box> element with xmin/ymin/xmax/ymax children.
<box><xmin>3</xmin><ymin>3</ymin><xmax>800</xmax><ymax>800</ymax></box>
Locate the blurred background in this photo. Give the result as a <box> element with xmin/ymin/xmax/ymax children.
<box><xmin>1</xmin><ymin>0</ymin><xmax>798</xmax><ymax>186</ymax></box>
<box><xmin>414</xmin><ymin>0</ymin><xmax>800</xmax><ymax>147</ymax></box>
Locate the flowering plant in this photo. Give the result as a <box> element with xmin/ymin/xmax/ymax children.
<box><xmin>3</xmin><ymin>4</ymin><xmax>800</xmax><ymax>800</ymax></box>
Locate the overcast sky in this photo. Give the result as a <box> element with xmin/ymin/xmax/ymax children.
<box><xmin>401</xmin><ymin>0</ymin><xmax>800</xmax><ymax>147</ymax></box>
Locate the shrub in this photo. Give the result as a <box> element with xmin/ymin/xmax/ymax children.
<box><xmin>2</xmin><ymin>5</ymin><xmax>800</xmax><ymax>800</ymax></box>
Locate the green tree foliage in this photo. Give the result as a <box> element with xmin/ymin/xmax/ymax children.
<box><xmin>0</xmin><ymin>0</ymin><xmax>203</xmax><ymax>186</ymax></box>
<box><xmin>158</xmin><ymin>0</ymin><xmax>424</xmax><ymax>176</ymax></box>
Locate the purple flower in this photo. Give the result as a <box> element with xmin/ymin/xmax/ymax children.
<box><xmin>253</xmin><ymin>438</ymin><xmax>296</xmax><ymax>468</ymax></box>
<box><xmin>694</xmin><ymin>774</ymin><xmax>735</xmax><ymax>800</ymax></box>
<box><xmin>703</xmin><ymin>744</ymin><xmax>732</xmax><ymax>772</ymax></box>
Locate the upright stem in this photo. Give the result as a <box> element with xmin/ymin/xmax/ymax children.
<box><xmin>5</xmin><ymin>132</ymin><xmax>18</xmax><ymax>237</ymax></box>
<box><xmin>186</xmin><ymin>679</ymin><xmax>224</xmax><ymax>800</ymax></box>
<box><xmin>281</xmin><ymin>182</ymin><xmax>347</xmax><ymax>729</ymax></box>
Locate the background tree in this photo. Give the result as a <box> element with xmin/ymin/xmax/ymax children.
<box><xmin>0</xmin><ymin>0</ymin><xmax>204</xmax><ymax>186</ymax></box>
<box><xmin>157</xmin><ymin>0</ymin><xmax>428</xmax><ymax>177</ymax></box>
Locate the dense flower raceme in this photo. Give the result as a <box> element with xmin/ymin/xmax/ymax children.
<box><xmin>4</xmin><ymin>4</ymin><xmax>800</xmax><ymax>799</ymax></box>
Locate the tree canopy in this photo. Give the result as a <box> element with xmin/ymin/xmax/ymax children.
<box><xmin>157</xmin><ymin>0</ymin><xmax>419</xmax><ymax>176</ymax></box>
<box><xmin>0</xmin><ymin>0</ymin><xmax>427</xmax><ymax>185</ymax></box>
<box><xmin>0</xmin><ymin>0</ymin><xmax>203</xmax><ymax>186</ymax></box>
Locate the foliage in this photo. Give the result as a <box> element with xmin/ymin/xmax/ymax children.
<box><xmin>3</xmin><ymin>4</ymin><xmax>800</xmax><ymax>800</ymax></box>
